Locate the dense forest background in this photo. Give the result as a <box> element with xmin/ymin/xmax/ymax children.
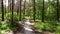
<box><xmin>0</xmin><ymin>0</ymin><xmax>60</xmax><ymax>34</ymax></box>
<box><xmin>0</xmin><ymin>0</ymin><xmax>60</xmax><ymax>21</ymax></box>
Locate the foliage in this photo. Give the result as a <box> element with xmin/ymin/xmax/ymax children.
<box><xmin>6</xmin><ymin>14</ymin><xmax>21</xmax><ymax>31</ymax></box>
<box><xmin>55</xmin><ymin>23</ymin><xmax>60</xmax><ymax>34</ymax></box>
<box><xmin>0</xmin><ymin>21</ymin><xmax>11</xmax><ymax>34</ymax></box>
<box><xmin>0</xmin><ymin>14</ymin><xmax>21</xmax><ymax>34</ymax></box>
<box><xmin>0</xmin><ymin>0</ymin><xmax>60</xmax><ymax>34</ymax></box>
<box><xmin>34</xmin><ymin>21</ymin><xmax>59</xmax><ymax>32</ymax></box>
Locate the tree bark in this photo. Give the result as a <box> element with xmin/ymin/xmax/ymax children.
<box><xmin>42</xmin><ymin>0</ymin><xmax>44</xmax><ymax>22</ymax></box>
<box><xmin>33</xmin><ymin>0</ymin><xmax>36</xmax><ymax>21</ymax></box>
<box><xmin>12</xmin><ymin>0</ymin><xmax>14</xmax><ymax>24</ymax></box>
<box><xmin>1</xmin><ymin>0</ymin><xmax>4</xmax><ymax>21</ymax></box>
<box><xmin>19</xmin><ymin>0</ymin><xmax>22</xmax><ymax>21</ymax></box>
<box><xmin>57</xmin><ymin>0</ymin><xmax>59</xmax><ymax>21</ymax></box>
<box><xmin>23</xmin><ymin>0</ymin><xmax>26</xmax><ymax>18</ymax></box>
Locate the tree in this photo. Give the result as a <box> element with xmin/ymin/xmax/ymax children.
<box><xmin>56</xmin><ymin>0</ymin><xmax>59</xmax><ymax>21</ymax></box>
<box><xmin>23</xmin><ymin>0</ymin><xmax>26</xmax><ymax>18</ymax></box>
<box><xmin>1</xmin><ymin>0</ymin><xmax>4</xmax><ymax>21</ymax></box>
<box><xmin>19</xmin><ymin>0</ymin><xmax>22</xmax><ymax>21</ymax></box>
<box><xmin>12</xmin><ymin>0</ymin><xmax>14</xmax><ymax>22</ymax></box>
<box><xmin>33</xmin><ymin>0</ymin><xmax>36</xmax><ymax>21</ymax></box>
<box><xmin>42</xmin><ymin>0</ymin><xmax>44</xmax><ymax>22</ymax></box>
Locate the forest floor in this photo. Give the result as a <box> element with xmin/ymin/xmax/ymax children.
<box><xmin>11</xmin><ymin>29</ymin><xmax>55</xmax><ymax>34</ymax></box>
<box><xmin>12</xmin><ymin>23</ymin><xmax>55</xmax><ymax>34</ymax></box>
<box><xmin>0</xmin><ymin>20</ymin><xmax>55</xmax><ymax>34</ymax></box>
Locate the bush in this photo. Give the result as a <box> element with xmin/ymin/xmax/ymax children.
<box><xmin>34</xmin><ymin>21</ymin><xmax>58</xmax><ymax>32</ymax></box>
<box><xmin>6</xmin><ymin>14</ymin><xmax>21</xmax><ymax>31</ymax></box>
<box><xmin>0</xmin><ymin>21</ymin><xmax>11</xmax><ymax>34</ymax></box>
<box><xmin>55</xmin><ymin>23</ymin><xmax>60</xmax><ymax>34</ymax></box>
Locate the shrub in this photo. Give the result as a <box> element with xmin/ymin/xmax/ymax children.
<box><xmin>6</xmin><ymin>14</ymin><xmax>21</xmax><ymax>31</ymax></box>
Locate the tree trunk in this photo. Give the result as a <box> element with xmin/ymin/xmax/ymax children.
<box><xmin>57</xmin><ymin>0</ymin><xmax>59</xmax><ymax>21</ymax></box>
<box><xmin>42</xmin><ymin>0</ymin><xmax>44</xmax><ymax>22</ymax></box>
<box><xmin>2</xmin><ymin>0</ymin><xmax>4</xmax><ymax>21</ymax></box>
<box><xmin>33</xmin><ymin>0</ymin><xmax>36</xmax><ymax>21</ymax></box>
<box><xmin>19</xmin><ymin>0</ymin><xmax>22</xmax><ymax>21</ymax></box>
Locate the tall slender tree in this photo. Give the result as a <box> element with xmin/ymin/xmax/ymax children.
<box><xmin>5</xmin><ymin>0</ymin><xmax>6</xmax><ymax>16</ymax></box>
<box><xmin>42</xmin><ymin>0</ymin><xmax>44</xmax><ymax>22</ymax></box>
<box><xmin>19</xmin><ymin>0</ymin><xmax>22</xmax><ymax>21</ymax></box>
<box><xmin>12</xmin><ymin>0</ymin><xmax>14</xmax><ymax>22</ymax></box>
<box><xmin>1</xmin><ymin>0</ymin><xmax>4</xmax><ymax>21</ymax></box>
<box><xmin>33</xmin><ymin>0</ymin><xmax>36</xmax><ymax>21</ymax></box>
<box><xmin>10</xmin><ymin>1</ymin><xmax>12</xmax><ymax>11</ymax></box>
<box><xmin>23</xmin><ymin>0</ymin><xmax>26</xmax><ymax>18</ymax></box>
<box><xmin>56</xmin><ymin>0</ymin><xmax>59</xmax><ymax>21</ymax></box>
<box><xmin>17</xmin><ymin>6</ymin><xmax>19</xmax><ymax>15</ymax></box>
